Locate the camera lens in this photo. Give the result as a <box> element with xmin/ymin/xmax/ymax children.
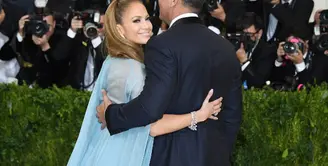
<box><xmin>320</xmin><ymin>10</ymin><xmax>328</xmax><ymax>22</ymax></box>
<box><xmin>283</xmin><ymin>42</ymin><xmax>297</xmax><ymax>54</ymax></box>
<box><xmin>317</xmin><ymin>34</ymin><xmax>328</xmax><ymax>51</ymax></box>
<box><xmin>206</xmin><ymin>0</ymin><xmax>219</xmax><ymax>11</ymax></box>
<box><xmin>29</xmin><ymin>20</ymin><xmax>49</xmax><ymax>37</ymax></box>
<box><xmin>84</xmin><ymin>22</ymin><xmax>98</xmax><ymax>39</ymax></box>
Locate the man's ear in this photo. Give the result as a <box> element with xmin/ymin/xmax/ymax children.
<box><xmin>170</xmin><ymin>0</ymin><xmax>179</xmax><ymax>7</ymax></box>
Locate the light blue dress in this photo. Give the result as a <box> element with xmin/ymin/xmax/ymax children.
<box><xmin>67</xmin><ymin>56</ymin><xmax>154</xmax><ymax>166</ymax></box>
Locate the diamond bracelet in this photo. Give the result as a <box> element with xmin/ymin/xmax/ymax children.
<box><xmin>188</xmin><ymin>111</ymin><xmax>197</xmax><ymax>131</ymax></box>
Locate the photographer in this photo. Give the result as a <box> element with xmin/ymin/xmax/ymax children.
<box><xmin>270</xmin><ymin>35</ymin><xmax>312</xmax><ymax>90</ymax></box>
<box><xmin>235</xmin><ymin>12</ymin><xmax>277</xmax><ymax>89</ymax></box>
<box><xmin>202</xmin><ymin>0</ymin><xmax>245</xmax><ymax>33</ymax></box>
<box><xmin>14</xmin><ymin>7</ymin><xmax>65</xmax><ymax>88</ymax></box>
<box><xmin>56</xmin><ymin>9</ymin><xmax>105</xmax><ymax>91</ymax></box>
<box><xmin>264</xmin><ymin>0</ymin><xmax>314</xmax><ymax>43</ymax></box>
<box><xmin>305</xmin><ymin>9</ymin><xmax>328</xmax><ymax>85</ymax></box>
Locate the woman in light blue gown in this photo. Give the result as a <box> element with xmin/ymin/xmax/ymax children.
<box><xmin>67</xmin><ymin>0</ymin><xmax>223</xmax><ymax>165</ymax></box>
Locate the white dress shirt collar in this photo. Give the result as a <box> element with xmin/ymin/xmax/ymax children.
<box><xmin>169</xmin><ymin>13</ymin><xmax>198</xmax><ymax>28</ymax></box>
<box><xmin>282</xmin><ymin>0</ymin><xmax>292</xmax><ymax>4</ymax></box>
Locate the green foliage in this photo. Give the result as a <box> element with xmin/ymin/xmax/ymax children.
<box><xmin>0</xmin><ymin>84</ymin><xmax>90</xmax><ymax>166</ymax></box>
<box><xmin>234</xmin><ymin>85</ymin><xmax>328</xmax><ymax>166</ymax></box>
<box><xmin>0</xmin><ymin>84</ymin><xmax>328</xmax><ymax>165</ymax></box>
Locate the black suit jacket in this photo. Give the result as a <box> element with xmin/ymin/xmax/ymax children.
<box><xmin>105</xmin><ymin>17</ymin><xmax>242</xmax><ymax>166</ymax></box>
<box><xmin>242</xmin><ymin>39</ymin><xmax>277</xmax><ymax>88</ymax></box>
<box><xmin>0</xmin><ymin>41</ymin><xmax>17</xmax><ymax>61</ymax></box>
<box><xmin>264</xmin><ymin>0</ymin><xmax>314</xmax><ymax>41</ymax></box>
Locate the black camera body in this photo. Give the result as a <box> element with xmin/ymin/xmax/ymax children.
<box><xmin>205</xmin><ymin>0</ymin><xmax>223</xmax><ymax>12</ymax></box>
<box><xmin>318</xmin><ymin>10</ymin><xmax>328</xmax><ymax>34</ymax></box>
<box><xmin>282</xmin><ymin>41</ymin><xmax>304</xmax><ymax>54</ymax></box>
<box><xmin>74</xmin><ymin>9</ymin><xmax>102</xmax><ymax>39</ymax></box>
<box><xmin>225</xmin><ymin>32</ymin><xmax>253</xmax><ymax>52</ymax></box>
<box><xmin>314</xmin><ymin>34</ymin><xmax>328</xmax><ymax>54</ymax></box>
<box><xmin>320</xmin><ymin>10</ymin><xmax>328</xmax><ymax>24</ymax></box>
<box><xmin>24</xmin><ymin>14</ymin><xmax>49</xmax><ymax>38</ymax></box>
<box><xmin>312</xmin><ymin>10</ymin><xmax>328</xmax><ymax>55</ymax></box>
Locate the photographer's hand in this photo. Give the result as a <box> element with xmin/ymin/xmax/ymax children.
<box><xmin>236</xmin><ymin>43</ymin><xmax>247</xmax><ymax>64</ymax></box>
<box><xmin>18</xmin><ymin>15</ymin><xmax>30</xmax><ymax>37</ymax></box>
<box><xmin>324</xmin><ymin>50</ymin><xmax>328</xmax><ymax>56</ymax></box>
<box><xmin>71</xmin><ymin>16</ymin><xmax>83</xmax><ymax>33</ymax></box>
<box><xmin>287</xmin><ymin>50</ymin><xmax>304</xmax><ymax>64</ymax></box>
<box><xmin>277</xmin><ymin>42</ymin><xmax>286</xmax><ymax>62</ymax></box>
<box><xmin>210</xmin><ymin>3</ymin><xmax>226</xmax><ymax>22</ymax></box>
<box><xmin>32</xmin><ymin>35</ymin><xmax>50</xmax><ymax>51</ymax></box>
<box><xmin>270</xmin><ymin>0</ymin><xmax>280</xmax><ymax>5</ymax></box>
<box><xmin>314</xmin><ymin>9</ymin><xmax>322</xmax><ymax>26</ymax></box>
<box><xmin>0</xmin><ymin>8</ymin><xmax>5</xmax><ymax>25</ymax></box>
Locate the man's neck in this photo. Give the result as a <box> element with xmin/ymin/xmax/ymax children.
<box><xmin>168</xmin><ymin>12</ymin><xmax>198</xmax><ymax>27</ymax></box>
<box><xmin>168</xmin><ymin>7</ymin><xmax>196</xmax><ymax>26</ymax></box>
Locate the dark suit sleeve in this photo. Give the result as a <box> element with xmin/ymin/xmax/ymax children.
<box><xmin>297</xmin><ymin>68</ymin><xmax>310</xmax><ymax>84</ymax></box>
<box><xmin>271</xmin><ymin>0</ymin><xmax>314</xmax><ymax>30</ymax></box>
<box><xmin>50</xmin><ymin>35</ymin><xmax>75</xmax><ymax>61</ymax></box>
<box><xmin>224</xmin><ymin>0</ymin><xmax>246</xmax><ymax>32</ymax></box>
<box><xmin>105</xmin><ymin>37</ymin><xmax>178</xmax><ymax>135</ymax></box>
<box><xmin>0</xmin><ymin>43</ymin><xmax>17</xmax><ymax>60</ymax></box>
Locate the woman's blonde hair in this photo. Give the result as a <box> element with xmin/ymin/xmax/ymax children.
<box><xmin>104</xmin><ymin>0</ymin><xmax>144</xmax><ymax>62</ymax></box>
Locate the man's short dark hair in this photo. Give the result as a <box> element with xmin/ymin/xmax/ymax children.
<box><xmin>183</xmin><ymin>0</ymin><xmax>206</xmax><ymax>12</ymax></box>
<box><xmin>237</xmin><ymin>12</ymin><xmax>264</xmax><ymax>31</ymax></box>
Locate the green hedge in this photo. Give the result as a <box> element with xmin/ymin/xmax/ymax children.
<box><xmin>1</xmin><ymin>84</ymin><xmax>328</xmax><ymax>165</ymax></box>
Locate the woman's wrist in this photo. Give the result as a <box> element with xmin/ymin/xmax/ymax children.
<box><xmin>195</xmin><ymin>110</ymin><xmax>205</xmax><ymax>123</ymax></box>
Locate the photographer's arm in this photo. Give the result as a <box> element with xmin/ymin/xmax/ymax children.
<box><xmin>50</xmin><ymin>17</ymin><xmax>82</xmax><ymax>61</ymax></box>
<box><xmin>271</xmin><ymin>0</ymin><xmax>314</xmax><ymax>29</ymax></box>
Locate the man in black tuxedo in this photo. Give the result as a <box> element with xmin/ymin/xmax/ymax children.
<box><xmin>235</xmin><ymin>12</ymin><xmax>277</xmax><ymax>88</ymax></box>
<box><xmin>97</xmin><ymin>0</ymin><xmax>242</xmax><ymax>165</ymax></box>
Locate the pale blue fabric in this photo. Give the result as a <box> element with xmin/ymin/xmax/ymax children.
<box><xmin>67</xmin><ymin>56</ymin><xmax>153</xmax><ymax>166</ymax></box>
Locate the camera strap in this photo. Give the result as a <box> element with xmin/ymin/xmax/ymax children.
<box><xmin>247</xmin><ymin>40</ymin><xmax>260</xmax><ymax>61</ymax></box>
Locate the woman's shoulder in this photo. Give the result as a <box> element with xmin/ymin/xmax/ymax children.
<box><xmin>107</xmin><ymin>56</ymin><xmax>145</xmax><ymax>80</ymax></box>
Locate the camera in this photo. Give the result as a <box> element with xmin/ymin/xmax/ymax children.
<box><xmin>317</xmin><ymin>10</ymin><xmax>328</xmax><ymax>34</ymax></box>
<box><xmin>319</xmin><ymin>10</ymin><xmax>328</xmax><ymax>23</ymax></box>
<box><xmin>24</xmin><ymin>14</ymin><xmax>50</xmax><ymax>38</ymax></box>
<box><xmin>23</xmin><ymin>0</ymin><xmax>50</xmax><ymax>37</ymax></box>
<box><xmin>314</xmin><ymin>34</ymin><xmax>328</xmax><ymax>54</ymax></box>
<box><xmin>74</xmin><ymin>9</ymin><xmax>102</xmax><ymax>39</ymax></box>
<box><xmin>205</xmin><ymin>0</ymin><xmax>223</xmax><ymax>12</ymax></box>
<box><xmin>282</xmin><ymin>38</ymin><xmax>304</xmax><ymax>54</ymax></box>
<box><xmin>225</xmin><ymin>32</ymin><xmax>253</xmax><ymax>52</ymax></box>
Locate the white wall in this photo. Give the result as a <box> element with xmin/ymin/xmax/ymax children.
<box><xmin>310</xmin><ymin>0</ymin><xmax>328</xmax><ymax>22</ymax></box>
